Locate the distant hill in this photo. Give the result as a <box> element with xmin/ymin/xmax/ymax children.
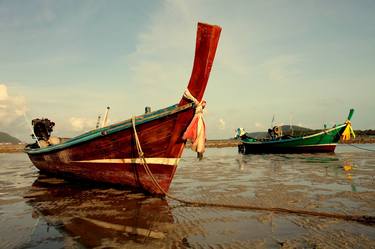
<box><xmin>243</xmin><ymin>126</ymin><xmax>375</xmax><ymax>139</ymax></box>
<box><xmin>355</xmin><ymin>129</ymin><xmax>375</xmax><ymax>136</ymax></box>
<box><xmin>0</xmin><ymin>132</ymin><xmax>21</xmax><ymax>144</ymax></box>
<box><xmin>281</xmin><ymin>125</ymin><xmax>312</xmax><ymax>133</ymax></box>
<box><xmin>246</xmin><ymin>125</ymin><xmax>313</xmax><ymax>138</ymax></box>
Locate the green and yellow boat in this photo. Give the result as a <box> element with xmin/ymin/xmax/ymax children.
<box><xmin>237</xmin><ymin>109</ymin><xmax>355</xmax><ymax>154</ymax></box>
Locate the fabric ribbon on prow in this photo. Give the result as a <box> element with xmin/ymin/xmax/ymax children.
<box><xmin>182</xmin><ymin>89</ymin><xmax>206</xmax><ymax>154</ymax></box>
<box><xmin>341</xmin><ymin>120</ymin><xmax>356</xmax><ymax>141</ymax></box>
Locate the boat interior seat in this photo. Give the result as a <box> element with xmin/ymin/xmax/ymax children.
<box><xmin>280</xmin><ymin>135</ymin><xmax>294</xmax><ymax>139</ymax></box>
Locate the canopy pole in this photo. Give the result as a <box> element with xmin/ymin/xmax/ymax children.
<box><xmin>101</xmin><ymin>107</ymin><xmax>110</xmax><ymax>128</ymax></box>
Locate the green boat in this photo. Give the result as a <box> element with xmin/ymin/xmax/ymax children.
<box><xmin>237</xmin><ymin>109</ymin><xmax>355</xmax><ymax>154</ymax></box>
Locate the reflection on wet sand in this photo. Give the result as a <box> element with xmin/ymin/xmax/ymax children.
<box><xmin>1</xmin><ymin>147</ymin><xmax>374</xmax><ymax>248</ymax></box>
<box><xmin>171</xmin><ymin>149</ymin><xmax>375</xmax><ymax>248</ymax></box>
<box><xmin>24</xmin><ymin>175</ymin><xmax>175</xmax><ymax>248</ymax></box>
<box><xmin>341</xmin><ymin>160</ymin><xmax>357</xmax><ymax>192</ymax></box>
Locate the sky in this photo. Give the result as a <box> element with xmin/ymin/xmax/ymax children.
<box><xmin>0</xmin><ymin>0</ymin><xmax>374</xmax><ymax>142</ymax></box>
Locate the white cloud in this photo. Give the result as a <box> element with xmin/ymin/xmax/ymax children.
<box><xmin>218</xmin><ymin>118</ymin><xmax>226</xmax><ymax>130</ymax></box>
<box><xmin>125</xmin><ymin>1</ymin><xmax>252</xmax><ymax>106</ymax></box>
<box><xmin>0</xmin><ymin>84</ymin><xmax>27</xmax><ymax>126</ymax></box>
<box><xmin>69</xmin><ymin>117</ymin><xmax>96</xmax><ymax>132</ymax></box>
<box><xmin>254</xmin><ymin>122</ymin><xmax>263</xmax><ymax>129</ymax></box>
<box><xmin>127</xmin><ymin>1</ymin><xmax>194</xmax><ymax>97</ymax></box>
<box><xmin>0</xmin><ymin>84</ymin><xmax>8</xmax><ymax>100</ymax></box>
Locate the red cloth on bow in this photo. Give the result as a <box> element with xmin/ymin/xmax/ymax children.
<box><xmin>183</xmin><ymin>101</ymin><xmax>206</xmax><ymax>153</ymax></box>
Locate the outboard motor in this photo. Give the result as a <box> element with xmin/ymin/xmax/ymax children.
<box><xmin>31</xmin><ymin>118</ymin><xmax>55</xmax><ymax>141</ymax></box>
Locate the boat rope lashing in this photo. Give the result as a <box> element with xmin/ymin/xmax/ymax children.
<box><xmin>131</xmin><ymin>116</ymin><xmax>169</xmax><ymax>194</ymax></box>
<box><xmin>182</xmin><ymin>89</ymin><xmax>206</xmax><ymax>153</ymax></box>
<box><xmin>345</xmin><ymin>143</ymin><xmax>375</xmax><ymax>152</ymax></box>
<box><xmin>130</xmin><ymin>116</ymin><xmax>375</xmax><ymax>225</ymax></box>
<box><xmin>341</xmin><ymin>120</ymin><xmax>356</xmax><ymax>141</ymax></box>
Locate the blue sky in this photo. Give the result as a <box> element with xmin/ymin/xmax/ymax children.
<box><xmin>0</xmin><ymin>0</ymin><xmax>374</xmax><ymax>141</ymax></box>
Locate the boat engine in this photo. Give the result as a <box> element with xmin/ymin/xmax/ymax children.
<box><xmin>32</xmin><ymin>118</ymin><xmax>55</xmax><ymax>141</ymax></box>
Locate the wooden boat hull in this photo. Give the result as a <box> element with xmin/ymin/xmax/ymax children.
<box><xmin>239</xmin><ymin>124</ymin><xmax>347</xmax><ymax>154</ymax></box>
<box><xmin>25</xmin><ymin>23</ymin><xmax>222</xmax><ymax>195</ymax></box>
<box><xmin>27</xmin><ymin>105</ymin><xmax>193</xmax><ymax>194</ymax></box>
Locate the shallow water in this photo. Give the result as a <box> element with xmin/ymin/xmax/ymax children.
<box><xmin>0</xmin><ymin>145</ymin><xmax>374</xmax><ymax>248</ymax></box>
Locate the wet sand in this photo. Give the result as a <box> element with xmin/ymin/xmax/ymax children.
<box><xmin>0</xmin><ymin>145</ymin><xmax>375</xmax><ymax>248</ymax></box>
<box><xmin>0</xmin><ymin>144</ymin><xmax>25</xmax><ymax>153</ymax></box>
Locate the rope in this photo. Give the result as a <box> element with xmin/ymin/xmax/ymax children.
<box><xmin>183</xmin><ymin>89</ymin><xmax>200</xmax><ymax>105</ymax></box>
<box><xmin>131</xmin><ymin>116</ymin><xmax>375</xmax><ymax>225</ymax></box>
<box><xmin>344</xmin><ymin>143</ymin><xmax>375</xmax><ymax>152</ymax></box>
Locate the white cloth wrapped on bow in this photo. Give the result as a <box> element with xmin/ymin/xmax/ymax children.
<box><xmin>182</xmin><ymin>89</ymin><xmax>206</xmax><ymax>153</ymax></box>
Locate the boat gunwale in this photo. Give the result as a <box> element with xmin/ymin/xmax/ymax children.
<box><xmin>241</xmin><ymin>123</ymin><xmax>346</xmax><ymax>145</ymax></box>
<box><xmin>26</xmin><ymin>102</ymin><xmax>194</xmax><ymax>155</ymax></box>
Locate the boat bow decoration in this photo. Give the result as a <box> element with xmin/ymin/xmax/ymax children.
<box><xmin>182</xmin><ymin>89</ymin><xmax>207</xmax><ymax>153</ymax></box>
<box><xmin>341</xmin><ymin>109</ymin><xmax>356</xmax><ymax>141</ymax></box>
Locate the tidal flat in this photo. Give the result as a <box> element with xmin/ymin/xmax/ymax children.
<box><xmin>0</xmin><ymin>145</ymin><xmax>374</xmax><ymax>248</ymax></box>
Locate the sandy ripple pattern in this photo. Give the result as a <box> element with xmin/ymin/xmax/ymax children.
<box><xmin>0</xmin><ymin>145</ymin><xmax>374</xmax><ymax>248</ymax></box>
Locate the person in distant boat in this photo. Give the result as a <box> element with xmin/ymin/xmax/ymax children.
<box><xmin>268</xmin><ymin>126</ymin><xmax>282</xmax><ymax>140</ymax></box>
<box><xmin>268</xmin><ymin>128</ymin><xmax>274</xmax><ymax>140</ymax></box>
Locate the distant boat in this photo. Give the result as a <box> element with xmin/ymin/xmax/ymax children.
<box><xmin>237</xmin><ymin>109</ymin><xmax>355</xmax><ymax>154</ymax></box>
<box><xmin>25</xmin><ymin>23</ymin><xmax>222</xmax><ymax>195</ymax></box>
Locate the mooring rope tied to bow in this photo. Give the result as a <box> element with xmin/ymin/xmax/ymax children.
<box><xmin>344</xmin><ymin>143</ymin><xmax>375</xmax><ymax>152</ymax></box>
<box><xmin>130</xmin><ymin>117</ymin><xmax>375</xmax><ymax>226</ymax></box>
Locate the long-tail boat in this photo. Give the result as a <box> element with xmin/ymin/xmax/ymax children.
<box><xmin>25</xmin><ymin>22</ymin><xmax>222</xmax><ymax>195</ymax></box>
<box><xmin>237</xmin><ymin>109</ymin><xmax>355</xmax><ymax>154</ymax></box>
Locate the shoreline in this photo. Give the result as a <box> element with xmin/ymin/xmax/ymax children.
<box><xmin>193</xmin><ymin>136</ymin><xmax>375</xmax><ymax>148</ymax></box>
<box><xmin>0</xmin><ymin>144</ymin><xmax>26</xmax><ymax>153</ymax></box>
<box><xmin>2</xmin><ymin>136</ymin><xmax>374</xmax><ymax>153</ymax></box>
